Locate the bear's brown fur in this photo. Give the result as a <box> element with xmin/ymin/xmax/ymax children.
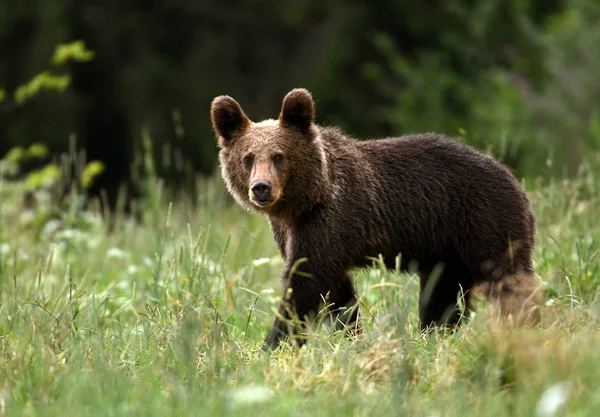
<box><xmin>211</xmin><ymin>88</ymin><xmax>542</xmax><ymax>351</ymax></box>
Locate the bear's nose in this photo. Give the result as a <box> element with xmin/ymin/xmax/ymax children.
<box><xmin>251</xmin><ymin>180</ymin><xmax>272</xmax><ymax>203</ymax></box>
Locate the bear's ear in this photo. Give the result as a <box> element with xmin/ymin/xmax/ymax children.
<box><xmin>211</xmin><ymin>95</ymin><xmax>251</xmax><ymax>145</ymax></box>
<box><xmin>279</xmin><ymin>88</ymin><xmax>315</xmax><ymax>133</ymax></box>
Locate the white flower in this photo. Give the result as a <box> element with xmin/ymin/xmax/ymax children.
<box><xmin>81</xmin><ymin>211</ymin><xmax>103</xmax><ymax>228</ymax></box>
<box><xmin>535</xmin><ymin>381</ymin><xmax>572</xmax><ymax>417</ymax></box>
<box><xmin>228</xmin><ymin>384</ymin><xmax>274</xmax><ymax>407</ymax></box>
<box><xmin>87</xmin><ymin>236</ymin><xmax>102</xmax><ymax>249</ymax></box>
<box><xmin>107</xmin><ymin>247</ymin><xmax>126</xmax><ymax>259</ymax></box>
<box><xmin>56</xmin><ymin>229</ymin><xmax>83</xmax><ymax>241</ymax></box>
<box><xmin>0</xmin><ymin>243</ymin><xmax>11</xmax><ymax>256</ymax></box>
<box><xmin>19</xmin><ymin>210</ymin><xmax>36</xmax><ymax>225</ymax></box>
<box><xmin>117</xmin><ymin>280</ymin><xmax>130</xmax><ymax>290</ymax></box>
<box><xmin>41</xmin><ymin>219</ymin><xmax>62</xmax><ymax>237</ymax></box>
<box><xmin>252</xmin><ymin>257</ymin><xmax>270</xmax><ymax>267</ymax></box>
<box><xmin>143</xmin><ymin>256</ymin><xmax>154</xmax><ymax>268</ymax></box>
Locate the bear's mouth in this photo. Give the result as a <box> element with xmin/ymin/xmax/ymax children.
<box><xmin>250</xmin><ymin>195</ymin><xmax>279</xmax><ymax>208</ymax></box>
<box><xmin>254</xmin><ymin>198</ymin><xmax>274</xmax><ymax>207</ymax></box>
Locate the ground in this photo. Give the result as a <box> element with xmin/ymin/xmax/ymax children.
<box><xmin>0</xmin><ymin>157</ymin><xmax>599</xmax><ymax>417</ymax></box>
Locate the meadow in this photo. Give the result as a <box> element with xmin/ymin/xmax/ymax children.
<box><xmin>1</xmin><ymin>149</ymin><xmax>600</xmax><ymax>417</ymax></box>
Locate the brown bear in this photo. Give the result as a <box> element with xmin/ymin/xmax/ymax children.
<box><xmin>211</xmin><ymin>88</ymin><xmax>542</xmax><ymax>351</ymax></box>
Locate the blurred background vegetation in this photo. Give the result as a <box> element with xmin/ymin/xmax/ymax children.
<box><xmin>1</xmin><ymin>0</ymin><xmax>599</xmax><ymax>205</ymax></box>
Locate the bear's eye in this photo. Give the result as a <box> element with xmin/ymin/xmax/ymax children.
<box><xmin>243</xmin><ymin>155</ymin><xmax>254</xmax><ymax>166</ymax></box>
<box><xmin>273</xmin><ymin>153</ymin><xmax>285</xmax><ymax>164</ymax></box>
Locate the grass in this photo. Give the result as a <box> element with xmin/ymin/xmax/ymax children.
<box><xmin>1</xmin><ymin>154</ymin><xmax>600</xmax><ymax>417</ymax></box>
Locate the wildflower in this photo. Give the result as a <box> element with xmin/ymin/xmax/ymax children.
<box><xmin>252</xmin><ymin>257</ymin><xmax>270</xmax><ymax>267</ymax></box>
<box><xmin>228</xmin><ymin>384</ymin><xmax>274</xmax><ymax>407</ymax></box>
<box><xmin>535</xmin><ymin>381</ymin><xmax>572</xmax><ymax>417</ymax></box>
<box><xmin>0</xmin><ymin>243</ymin><xmax>10</xmax><ymax>256</ymax></box>
<box><xmin>106</xmin><ymin>247</ymin><xmax>126</xmax><ymax>259</ymax></box>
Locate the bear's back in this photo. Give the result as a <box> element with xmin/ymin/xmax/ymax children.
<box><xmin>354</xmin><ymin>133</ymin><xmax>528</xmax><ymax>211</ymax></box>
<box><xmin>346</xmin><ymin>133</ymin><xmax>534</xmax><ymax>271</ymax></box>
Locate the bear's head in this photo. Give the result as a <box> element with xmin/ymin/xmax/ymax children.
<box><xmin>211</xmin><ymin>88</ymin><xmax>328</xmax><ymax>215</ymax></box>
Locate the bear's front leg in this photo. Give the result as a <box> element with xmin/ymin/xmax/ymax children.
<box><xmin>262</xmin><ymin>265</ymin><xmax>359</xmax><ymax>350</ymax></box>
<box><xmin>262</xmin><ymin>269</ymin><xmax>327</xmax><ymax>351</ymax></box>
<box><xmin>262</xmin><ymin>304</ymin><xmax>299</xmax><ymax>351</ymax></box>
<box><xmin>261</xmin><ymin>216</ymin><xmax>356</xmax><ymax>351</ymax></box>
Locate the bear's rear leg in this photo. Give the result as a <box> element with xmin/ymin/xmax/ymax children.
<box><xmin>330</xmin><ymin>275</ymin><xmax>361</xmax><ymax>337</ymax></box>
<box><xmin>418</xmin><ymin>263</ymin><xmax>473</xmax><ymax>332</ymax></box>
<box><xmin>471</xmin><ymin>272</ymin><xmax>543</xmax><ymax>325</ymax></box>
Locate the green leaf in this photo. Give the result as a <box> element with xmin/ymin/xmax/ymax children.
<box><xmin>81</xmin><ymin>160</ymin><xmax>106</xmax><ymax>189</ymax></box>
<box><xmin>14</xmin><ymin>72</ymin><xmax>71</xmax><ymax>104</ymax></box>
<box><xmin>3</xmin><ymin>147</ymin><xmax>26</xmax><ymax>163</ymax></box>
<box><xmin>25</xmin><ymin>164</ymin><xmax>61</xmax><ymax>190</ymax></box>
<box><xmin>27</xmin><ymin>143</ymin><xmax>49</xmax><ymax>159</ymax></box>
<box><xmin>51</xmin><ymin>40</ymin><xmax>95</xmax><ymax>66</ymax></box>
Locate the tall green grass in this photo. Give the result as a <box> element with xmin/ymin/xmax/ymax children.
<box><xmin>1</xmin><ymin>150</ymin><xmax>599</xmax><ymax>416</ymax></box>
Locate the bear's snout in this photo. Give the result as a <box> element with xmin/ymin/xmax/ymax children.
<box><xmin>251</xmin><ymin>180</ymin><xmax>273</xmax><ymax>205</ymax></box>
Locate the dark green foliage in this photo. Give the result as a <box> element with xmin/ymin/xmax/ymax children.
<box><xmin>2</xmin><ymin>0</ymin><xmax>599</xmax><ymax>195</ymax></box>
